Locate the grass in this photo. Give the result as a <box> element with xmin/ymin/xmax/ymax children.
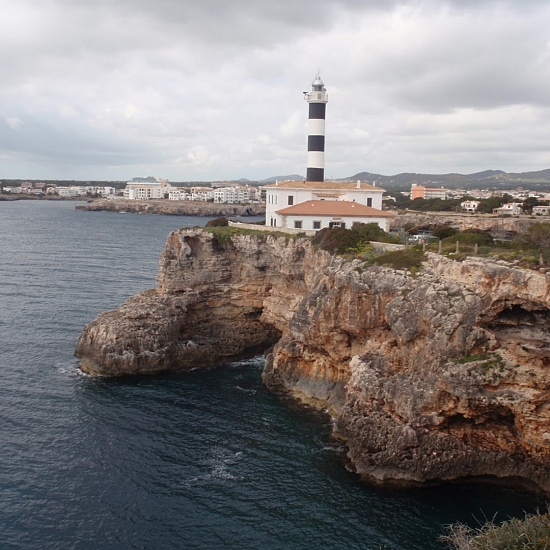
<box><xmin>365</xmin><ymin>248</ymin><xmax>426</xmax><ymax>271</ymax></box>
<box><xmin>441</xmin><ymin>510</ymin><xmax>550</xmax><ymax>549</ymax></box>
<box><xmin>201</xmin><ymin>225</ymin><xmax>302</xmax><ymax>244</ymax></box>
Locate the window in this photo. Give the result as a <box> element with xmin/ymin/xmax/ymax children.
<box><xmin>294</xmin><ymin>221</ymin><xmax>302</xmax><ymax>229</ymax></box>
<box><xmin>367</xmin><ymin>198</ymin><xmax>372</xmax><ymax>207</ymax></box>
<box><xmin>288</xmin><ymin>196</ymin><xmax>294</xmax><ymax>205</ymax></box>
<box><xmin>313</xmin><ymin>221</ymin><xmax>321</xmax><ymax>229</ymax></box>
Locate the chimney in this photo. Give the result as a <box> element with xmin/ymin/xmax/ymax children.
<box><xmin>356</xmin><ymin>180</ymin><xmax>360</xmax><ymax>188</ymax></box>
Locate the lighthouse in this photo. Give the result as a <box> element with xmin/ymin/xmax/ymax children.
<box><xmin>304</xmin><ymin>73</ymin><xmax>328</xmax><ymax>182</ymax></box>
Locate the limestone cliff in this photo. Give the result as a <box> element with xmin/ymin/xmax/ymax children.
<box><xmin>75</xmin><ymin>229</ymin><xmax>550</xmax><ymax>492</ymax></box>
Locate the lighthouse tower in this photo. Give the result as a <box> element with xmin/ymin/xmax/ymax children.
<box><xmin>304</xmin><ymin>73</ymin><xmax>328</xmax><ymax>182</ymax></box>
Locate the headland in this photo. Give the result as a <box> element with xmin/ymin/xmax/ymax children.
<box><xmin>76</xmin><ymin>227</ymin><xmax>550</xmax><ymax>493</ymax></box>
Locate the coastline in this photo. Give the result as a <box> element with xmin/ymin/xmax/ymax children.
<box><xmin>0</xmin><ymin>195</ymin><xmax>85</xmax><ymax>202</ymax></box>
<box><xmin>75</xmin><ymin>198</ymin><xmax>266</xmax><ymax>217</ymax></box>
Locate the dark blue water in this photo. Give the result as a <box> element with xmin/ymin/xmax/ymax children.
<box><xmin>0</xmin><ymin>201</ymin><xmax>543</xmax><ymax>550</ymax></box>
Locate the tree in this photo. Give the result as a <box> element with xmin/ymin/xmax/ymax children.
<box><xmin>526</xmin><ymin>222</ymin><xmax>550</xmax><ymax>248</ymax></box>
<box><xmin>522</xmin><ymin>197</ymin><xmax>540</xmax><ymax>214</ymax></box>
<box><xmin>432</xmin><ymin>225</ymin><xmax>457</xmax><ymax>240</ymax></box>
<box><xmin>477</xmin><ymin>194</ymin><xmax>513</xmax><ymax>214</ymax></box>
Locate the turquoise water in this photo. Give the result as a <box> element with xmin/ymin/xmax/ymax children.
<box><xmin>0</xmin><ymin>201</ymin><xmax>543</xmax><ymax>549</ymax></box>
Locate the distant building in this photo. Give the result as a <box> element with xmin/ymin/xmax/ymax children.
<box><xmin>190</xmin><ymin>187</ymin><xmax>214</xmax><ymax>201</ymax></box>
<box><xmin>411</xmin><ymin>183</ymin><xmax>447</xmax><ymax>200</ymax></box>
<box><xmin>123</xmin><ymin>179</ymin><xmax>171</xmax><ymax>200</ymax></box>
<box><xmin>533</xmin><ymin>205</ymin><xmax>550</xmax><ymax>216</ymax></box>
<box><xmin>493</xmin><ymin>203</ymin><xmax>523</xmax><ymax>216</ymax></box>
<box><xmin>461</xmin><ymin>200</ymin><xmax>480</xmax><ymax>212</ymax></box>
<box><xmin>213</xmin><ymin>186</ymin><xmax>259</xmax><ymax>203</ymax></box>
<box><xmin>168</xmin><ymin>188</ymin><xmax>191</xmax><ymax>201</ymax></box>
<box><xmin>58</xmin><ymin>186</ymin><xmax>85</xmax><ymax>197</ymax></box>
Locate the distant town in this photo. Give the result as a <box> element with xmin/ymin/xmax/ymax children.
<box><xmin>2</xmin><ymin>174</ymin><xmax>550</xmax><ymax>217</ymax></box>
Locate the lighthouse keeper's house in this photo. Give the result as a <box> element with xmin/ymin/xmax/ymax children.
<box><xmin>265</xmin><ymin>180</ymin><xmax>393</xmax><ymax>232</ymax></box>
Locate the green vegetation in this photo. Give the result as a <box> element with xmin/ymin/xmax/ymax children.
<box><xmin>198</xmin><ymin>219</ymin><xmax>550</xmax><ymax>273</ymax></box>
<box><xmin>366</xmin><ymin>249</ymin><xmax>426</xmax><ymax>271</ymax></box>
<box><xmin>476</xmin><ymin>194</ymin><xmax>513</xmax><ymax>214</ymax></box>
<box><xmin>432</xmin><ymin>225</ymin><xmax>458</xmax><ymax>240</ymax></box>
<box><xmin>385</xmin><ymin>192</ymin><xmax>520</xmax><ymax>214</ymax></box>
<box><xmin>202</xmin><ymin>225</ymin><xmax>301</xmax><ymax>244</ymax></box>
<box><xmin>424</xmin><ymin>222</ymin><xmax>550</xmax><ymax>268</ymax></box>
<box><xmin>441</xmin><ymin>510</ymin><xmax>550</xmax><ymax>549</ymax></box>
<box><xmin>311</xmin><ymin>223</ymin><xmax>399</xmax><ymax>255</ymax></box>
<box><xmin>204</xmin><ymin>217</ymin><xmax>229</xmax><ymax>227</ymax></box>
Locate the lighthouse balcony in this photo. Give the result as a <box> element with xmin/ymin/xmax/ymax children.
<box><xmin>305</xmin><ymin>91</ymin><xmax>328</xmax><ymax>102</ymax></box>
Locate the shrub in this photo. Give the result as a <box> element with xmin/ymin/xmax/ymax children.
<box><xmin>443</xmin><ymin>229</ymin><xmax>494</xmax><ymax>246</ymax></box>
<box><xmin>441</xmin><ymin>510</ymin><xmax>550</xmax><ymax>549</ymax></box>
<box><xmin>205</xmin><ymin>217</ymin><xmax>229</xmax><ymax>227</ymax></box>
<box><xmin>311</xmin><ymin>223</ymin><xmax>398</xmax><ymax>255</ymax></box>
<box><xmin>311</xmin><ymin>227</ymin><xmax>362</xmax><ymax>254</ymax></box>
<box><xmin>432</xmin><ymin>225</ymin><xmax>458</xmax><ymax>240</ymax></box>
<box><xmin>352</xmin><ymin>222</ymin><xmax>398</xmax><ymax>243</ymax></box>
<box><xmin>525</xmin><ymin>222</ymin><xmax>550</xmax><ymax>249</ymax></box>
<box><xmin>368</xmin><ymin>249</ymin><xmax>425</xmax><ymax>270</ymax></box>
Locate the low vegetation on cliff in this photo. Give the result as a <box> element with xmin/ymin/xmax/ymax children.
<box><xmin>311</xmin><ymin>223</ymin><xmax>399</xmax><ymax>252</ymax></box>
<box><xmin>441</xmin><ymin>510</ymin><xmax>550</xmax><ymax>549</ymax></box>
<box><xmin>202</xmin><ymin>224</ymin><xmax>302</xmax><ymax>244</ymax></box>
<box><xmin>426</xmin><ymin>222</ymin><xmax>550</xmax><ymax>268</ymax></box>
<box><xmin>201</xmin><ymin>219</ymin><xmax>550</xmax><ymax>272</ymax></box>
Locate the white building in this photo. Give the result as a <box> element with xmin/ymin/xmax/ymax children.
<box><xmin>493</xmin><ymin>203</ymin><xmax>523</xmax><ymax>216</ymax></box>
<box><xmin>461</xmin><ymin>200</ymin><xmax>480</xmax><ymax>212</ymax></box>
<box><xmin>190</xmin><ymin>187</ymin><xmax>214</xmax><ymax>201</ymax></box>
<box><xmin>58</xmin><ymin>186</ymin><xmax>86</xmax><ymax>197</ymax></box>
<box><xmin>123</xmin><ymin>181</ymin><xmax>171</xmax><ymax>200</ymax></box>
<box><xmin>213</xmin><ymin>186</ymin><xmax>257</xmax><ymax>203</ymax></box>
<box><xmin>533</xmin><ymin>205</ymin><xmax>550</xmax><ymax>216</ymax></box>
<box><xmin>168</xmin><ymin>188</ymin><xmax>191</xmax><ymax>201</ymax></box>
<box><xmin>275</xmin><ymin>200</ymin><xmax>394</xmax><ymax>232</ymax></box>
<box><xmin>265</xmin><ymin>180</ymin><xmax>386</xmax><ymax>229</ymax></box>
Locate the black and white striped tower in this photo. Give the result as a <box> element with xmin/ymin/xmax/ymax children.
<box><xmin>304</xmin><ymin>73</ymin><xmax>328</xmax><ymax>182</ymax></box>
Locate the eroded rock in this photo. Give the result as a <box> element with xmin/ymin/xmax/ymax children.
<box><xmin>76</xmin><ymin>229</ymin><xmax>550</xmax><ymax>492</ymax></box>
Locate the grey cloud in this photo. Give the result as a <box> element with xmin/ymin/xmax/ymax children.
<box><xmin>0</xmin><ymin>117</ymin><xmax>157</xmax><ymax>166</ymax></box>
<box><xmin>1</xmin><ymin>0</ymin><xmax>550</xmax><ymax>179</ymax></box>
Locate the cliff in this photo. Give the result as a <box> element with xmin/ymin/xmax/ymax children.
<box><xmin>75</xmin><ymin>199</ymin><xmax>265</xmax><ymax>217</ymax></box>
<box><xmin>75</xmin><ymin>230</ymin><xmax>550</xmax><ymax>492</ymax></box>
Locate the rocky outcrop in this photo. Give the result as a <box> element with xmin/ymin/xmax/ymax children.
<box><xmin>391</xmin><ymin>212</ymin><xmax>540</xmax><ymax>235</ymax></box>
<box><xmin>76</xmin><ymin>230</ymin><xmax>309</xmax><ymax>375</ymax></box>
<box><xmin>75</xmin><ymin>198</ymin><xmax>265</xmax><ymax>217</ymax></box>
<box><xmin>75</xmin><ymin>229</ymin><xmax>550</xmax><ymax>492</ymax></box>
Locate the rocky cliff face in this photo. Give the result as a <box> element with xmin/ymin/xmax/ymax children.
<box><xmin>75</xmin><ymin>229</ymin><xmax>550</xmax><ymax>492</ymax></box>
<box><xmin>76</xmin><ymin>199</ymin><xmax>265</xmax><ymax>217</ymax></box>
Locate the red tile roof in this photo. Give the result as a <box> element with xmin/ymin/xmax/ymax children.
<box><xmin>276</xmin><ymin>200</ymin><xmax>395</xmax><ymax>217</ymax></box>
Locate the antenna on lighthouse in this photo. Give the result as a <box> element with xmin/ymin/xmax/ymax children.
<box><xmin>304</xmin><ymin>73</ymin><xmax>328</xmax><ymax>182</ymax></box>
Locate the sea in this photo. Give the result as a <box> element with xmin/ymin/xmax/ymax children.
<box><xmin>0</xmin><ymin>200</ymin><xmax>544</xmax><ymax>550</ymax></box>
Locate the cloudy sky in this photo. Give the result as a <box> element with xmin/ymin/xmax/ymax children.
<box><xmin>1</xmin><ymin>0</ymin><xmax>550</xmax><ymax>181</ymax></box>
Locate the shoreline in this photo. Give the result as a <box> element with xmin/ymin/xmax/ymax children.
<box><xmin>0</xmin><ymin>195</ymin><xmax>86</xmax><ymax>202</ymax></box>
<box><xmin>75</xmin><ymin>198</ymin><xmax>266</xmax><ymax>217</ymax></box>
